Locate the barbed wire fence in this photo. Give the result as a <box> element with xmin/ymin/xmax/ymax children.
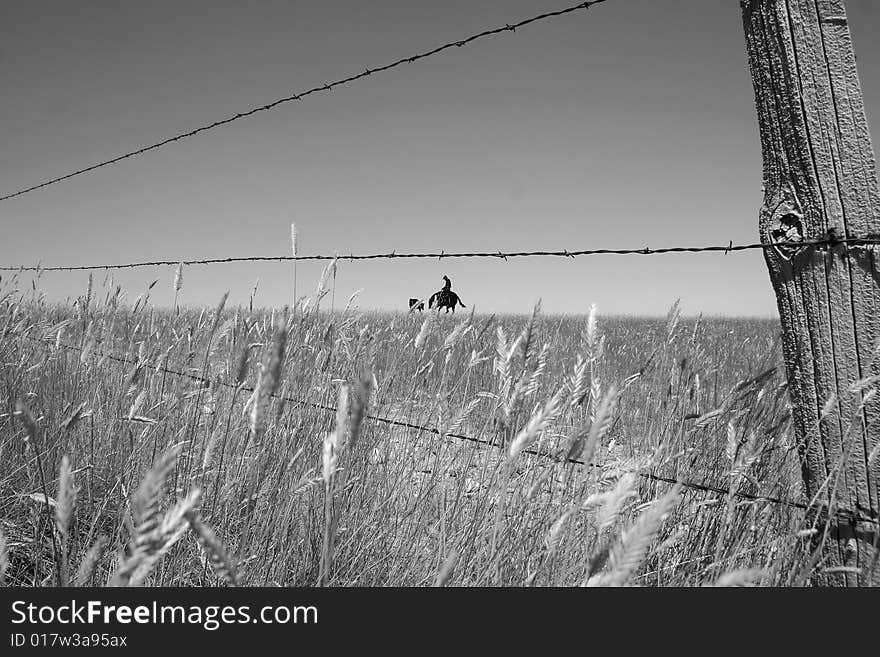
<box><xmin>0</xmin><ymin>0</ymin><xmax>610</xmax><ymax>204</ymax></box>
<box><xmin>3</xmin><ymin>235</ymin><xmax>879</xmax><ymax>272</ymax></box>
<box><xmin>2</xmin><ymin>0</ymin><xmax>874</xmax><ymax>278</ymax></box>
<box><xmin>1</xmin><ymin>0</ymin><xmax>877</xmax><ymax>553</ymax></box>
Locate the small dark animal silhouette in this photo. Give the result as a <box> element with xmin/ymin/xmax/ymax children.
<box><xmin>408</xmin><ymin>298</ymin><xmax>425</xmax><ymax>312</ymax></box>
<box><xmin>429</xmin><ymin>290</ymin><xmax>465</xmax><ymax>313</ymax></box>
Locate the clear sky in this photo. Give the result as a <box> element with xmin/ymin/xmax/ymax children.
<box><xmin>1</xmin><ymin>0</ymin><xmax>879</xmax><ymax>316</ymax></box>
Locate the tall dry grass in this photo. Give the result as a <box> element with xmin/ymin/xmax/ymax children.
<box><xmin>0</xmin><ymin>268</ymin><xmax>836</xmax><ymax>586</ymax></box>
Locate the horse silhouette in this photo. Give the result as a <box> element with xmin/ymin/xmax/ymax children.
<box><xmin>408</xmin><ymin>298</ymin><xmax>425</xmax><ymax>312</ymax></box>
<box><xmin>429</xmin><ymin>290</ymin><xmax>466</xmax><ymax>313</ymax></box>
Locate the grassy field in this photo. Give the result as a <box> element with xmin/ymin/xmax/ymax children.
<box><xmin>0</xmin><ymin>269</ymin><xmax>818</xmax><ymax>586</ymax></box>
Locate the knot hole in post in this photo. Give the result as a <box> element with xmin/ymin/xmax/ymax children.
<box><xmin>769</xmin><ymin>207</ymin><xmax>804</xmax><ymax>261</ymax></box>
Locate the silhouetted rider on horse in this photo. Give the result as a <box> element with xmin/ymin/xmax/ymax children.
<box><xmin>430</xmin><ymin>275</ymin><xmax>466</xmax><ymax>313</ymax></box>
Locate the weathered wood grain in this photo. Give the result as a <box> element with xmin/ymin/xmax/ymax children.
<box><xmin>742</xmin><ymin>0</ymin><xmax>879</xmax><ymax>586</ymax></box>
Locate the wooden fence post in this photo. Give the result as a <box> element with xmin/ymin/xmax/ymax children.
<box><xmin>741</xmin><ymin>0</ymin><xmax>879</xmax><ymax>585</ymax></box>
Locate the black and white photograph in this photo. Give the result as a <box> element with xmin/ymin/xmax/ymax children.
<box><xmin>1</xmin><ymin>0</ymin><xmax>880</xmax><ymax>641</ymax></box>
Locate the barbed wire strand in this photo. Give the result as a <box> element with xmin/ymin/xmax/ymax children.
<box><xmin>0</xmin><ymin>0</ymin><xmax>610</xmax><ymax>204</ymax></box>
<box><xmin>11</xmin><ymin>326</ymin><xmax>867</xmax><ymax>521</ymax></box>
<box><xmin>3</xmin><ymin>236</ymin><xmax>879</xmax><ymax>272</ymax></box>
